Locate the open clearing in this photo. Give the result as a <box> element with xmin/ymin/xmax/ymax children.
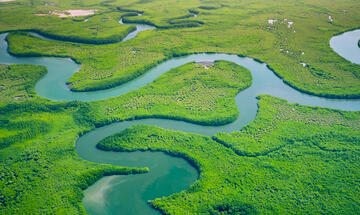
<box><xmin>36</xmin><ymin>9</ymin><xmax>97</xmax><ymax>17</ymax></box>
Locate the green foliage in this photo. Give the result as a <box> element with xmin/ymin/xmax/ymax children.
<box><xmin>1</xmin><ymin>0</ymin><xmax>360</xmax><ymax>214</ymax></box>
<box><xmin>0</xmin><ymin>119</ymin><xmax>50</xmax><ymax>149</ymax></box>
<box><xmin>0</xmin><ymin>64</ymin><xmax>46</xmax><ymax>103</ymax></box>
<box><xmin>0</xmin><ymin>2</ymin><xmax>137</xmax><ymax>44</ymax></box>
<box><xmin>6</xmin><ymin>31</ymin><xmax>168</xmax><ymax>91</ymax></box>
<box><xmin>90</xmin><ymin>60</ymin><xmax>252</xmax><ymax>126</ymax></box>
<box><xmin>6</xmin><ymin>0</ymin><xmax>360</xmax><ymax>97</ymax></box>
<box><xmin>213</xmin><ymin>96</ymin><xmax>360</xmax><ymax>156</ymax></box>
<box><xmin>0</xmin><ymin>65</ymin><xmax>148</xmax><ymax>214</ymax></box>
<box><xmin>98</xmin><ymin>96</ymin><xmax>360</xmax><ymax>214</ymax></box>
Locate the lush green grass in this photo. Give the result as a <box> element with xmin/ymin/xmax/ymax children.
<box><xmin>0</xmin><ymin>0</ymin><xmax>138</xmax><ymax>44</ymax></box>
<box><xmin>214</xmin><ymin>96</ymin><xmax>360</xmax><ymax>156</ymax></box>
<box><xmin>0</xmin><ymin>64</ymin><xmax>46</xmax><ymax>103</ymax></box>
<box><xmin>6</xmin><ymin>31</ymin><xmax>167</xmax><ymax>92</ymax></box>
<box><xmin>0</xmin><ymin>65</ymin><xmax>148</xmax><ymax>214</ymax></box>
<box><xmin>5</xmin><ymin>0</ymin><xmax>360</xmax><ymax>97</ymax></box>
<box><xmin>98</xmin><ymin>95</ymin><xmax>360</xmax><ymax>214</ymax></box>
<box><xmin>0</xmin><ymin>58</ymin><xmax>252</xmax><ymax>214</ymax></box>
<box><xmin>0</xmin><ymin>58</ymin><xmax>252</xmax><ymax>213</ymax></box>
<box><xmin>88</xmin><ymin>60</ymin><xmax>252</xmax><ymax>126</ymax></box>
<box><xmin>0</xmin><ymin>0</ymin><xmax>203</xmax><ymax>44</ymax></box>
<box><xmin>1</xmin><ymin>0</ymin><xmax>360</xmax><ymax>214</ymax></box>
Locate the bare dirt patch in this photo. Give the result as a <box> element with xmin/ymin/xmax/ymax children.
<box><xmin>37</xmin><ymin>9</ymin><xmax>97</xmax><ymax>17</ymax></box>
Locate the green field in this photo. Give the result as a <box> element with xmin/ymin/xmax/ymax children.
<box><xmin>0</xmin><ymin>0</ymin><xmax>360</xmax><ymax>214</ymax></box>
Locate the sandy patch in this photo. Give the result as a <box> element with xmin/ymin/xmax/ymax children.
<box><xmin>195</xmin><ymin>61</ymin><xmax>214</xmax><ymax>69</ymax></box>
<box><xmin>37</xmin><ymin>9</ymin><xmax>97</xmax><ymax>18</ymax></box>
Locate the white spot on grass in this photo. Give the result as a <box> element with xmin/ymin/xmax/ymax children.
<box><xmin>300</xmin><ymin>62</ymin><xmax>307</xmax><ymax>67</ymax></box>
<box><xmin>0</xmin><ymin>0</ymin><xmax>15</xmax><ymax>2</ymax></box>
<box><xmin>195</xmin><ymin>61</ymin><xmax>214</xmax><ymax>69</ymax></box>
<box><xmin>328</xmin><ymin>16</ymin><xmax>333</xmax><ymax>22</ymax></box>
<box><xmin>268</xmin><ymin>19</ymin><xmax>277</xmax><ymax>24</ymax></box>
<box><xmin>288</xmin><ymin>21</ymin><xmax>293</xmax><ymax>28</ymax></box>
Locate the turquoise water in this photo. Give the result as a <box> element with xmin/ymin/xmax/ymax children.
<box><xmin>1</xmin><ymin>29</ymin><xmax>359</xmax><ymax>214</ymax></box>
<box><xmin>330</xmin><ymin>29</ymin><xmax>360</xmax><ymax>64</ymax></box>
<box><xmin>119</xmin><ymin>18</ymin><xmax>156</xmax><ymax>42</ymax></box>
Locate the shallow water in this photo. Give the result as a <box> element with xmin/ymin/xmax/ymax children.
<box><xmin>119</xmin><ymin>19</ymin><xmax>156</xmax><ymax>42</ymax></box>
<box><xmin>1</xmin><ymin>28</ymin><xmax>359</xmax><ymax>214</ymax></box>
<box><xmin>330</xmin><ymin>29</ymin><xmax>360</xmax><ymax>64</ymax></box>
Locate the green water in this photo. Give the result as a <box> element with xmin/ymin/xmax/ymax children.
<box><xmin>0</xmin><ymin>29</ymin><xmax>359</xmax><ymax>214</ymax></box>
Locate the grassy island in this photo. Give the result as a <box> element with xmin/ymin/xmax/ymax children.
<box><xmin>88</xmin><ymin>60</ymin><xmax>252</xmax><ymax>126</ymax></box>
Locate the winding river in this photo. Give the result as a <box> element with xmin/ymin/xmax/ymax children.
<box><xmin>1</xmin><ymin>28</ymin><xmax>359</xmax><ymax>214</ymax></box>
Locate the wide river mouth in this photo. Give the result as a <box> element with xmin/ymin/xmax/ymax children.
<box><xmin>0</xmin><ymin>28</ymin><xmax>359</xmax><ymax>214</ymax></box>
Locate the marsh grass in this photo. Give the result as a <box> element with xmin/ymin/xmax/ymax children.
<box><xmin>6</xmin><ymin>0</ymin><xmax>360</xmax><ymax>97</ymax></box>
<box><xmin>98</xmin><ymin>95</ymin><xmax>360</xmax><ymax>214</ymax></box>
<box><xmin>90</xmin><ymin>60</ymin><xmax>252</xmax><ymax>126</ymax></box>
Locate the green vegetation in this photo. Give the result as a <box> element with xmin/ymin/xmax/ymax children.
<box><xmin>0</xmin><ymin>0</ymin><xmax>203</xmax><ymax>44</ymax></box>
<box><xmin>0</xmin><ymin>64</ymin><xmax>46</xmax><ymax>103</ymax></box>
<box><xmin>89</xmin><ymin>60</ymin><xmax>252</xmax><ymax>126</ymax></box>
<box><xmin>0</xmin><ymin>58</ymin><xmax>252</xmax><ymax>213</ymax></box>
<box><xmin>0</xmin><ymin>1</ymin><xmax>138</xmax><ymax>44</ymax></box>
<box><xmin>0</xmin><ymin>65</ymin><xmax>147</xmax><ymax>214</ymax></box>
<box><xmin>6</xmin><ymin>31</ymin><xmax>167</xmax><ymax>91</ymax></box>
<box><xmin>98</xmin><ymin>95</ymin><xmax>360</xmax><ymax>214</ymax></box>
<box><xmin>1</xmin><ymin>0</ymin><xmax>360</xmax><ymax>214</ymax></box>
<box><xmin>214</xmin><ymin>96</ymin><xmax>360</xmax><ymax>156</ymax></box>
<box><xmin>5</xmin><ymin>0</ymin><xmax>360</xmax><ymax>97</ymax></box>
